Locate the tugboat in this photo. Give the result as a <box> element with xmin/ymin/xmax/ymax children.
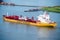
<box><xmin>3</xmin><ymin>11</ymin><xmax>56</xmax><ymax>27</ymax></box>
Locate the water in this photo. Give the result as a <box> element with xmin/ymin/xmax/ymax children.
<box><xmin>0</xmin><ymin>0</ymin><xmax>60</xmax><ymax>40</ymax></box>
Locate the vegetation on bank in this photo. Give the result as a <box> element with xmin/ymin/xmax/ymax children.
<box><xmin>41</xmin><ymin>6</ymin><xmax>60</xmax><ymax>13</ymax></box>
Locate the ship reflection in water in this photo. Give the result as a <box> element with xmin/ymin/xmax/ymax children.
<box><xmin>37</xmin><ymin>27</ymin><xmax>59</xmax><ymax>40</ymax></box>
<box><xmin>6</xmin><ymin>22</ymin><xmax>58</xmax><ymax>40</ymax></box>
<box><xmin>1</xmin><ymin>21</ymin><xmax>58</xmax><ymax>40</ymax></box>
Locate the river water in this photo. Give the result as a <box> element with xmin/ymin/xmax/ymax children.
<box><xmin>0</xmin><ymin>0</ymin><xmax>60</xmax><ymax>40</ymax></box>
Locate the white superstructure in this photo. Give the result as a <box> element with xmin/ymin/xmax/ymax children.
<box><xmin>37</xmin><ymin>11</ymin><xmax>51</xmax><ymax>23</ymax></box>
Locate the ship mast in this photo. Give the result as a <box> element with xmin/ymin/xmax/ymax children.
<box><xmin>7</xmin><ymin>12</ymin><xmax>8</xmax><ymax>16</ymax></box>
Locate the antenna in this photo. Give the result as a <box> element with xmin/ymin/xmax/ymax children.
<box><xmin>7</xmin><ymin>12</ymin><xmax>8</xmax><ymax>16</ymax></box>
<box><xmin>43</xmin><ymin>11</ymin><xmax>48</xmax><ymax>15</ymax></box>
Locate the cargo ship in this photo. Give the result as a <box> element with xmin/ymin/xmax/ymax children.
<box><xmin>3</xmin><ymin>12</ymin><xmax>56</xmax><ymax>27</ymax></box>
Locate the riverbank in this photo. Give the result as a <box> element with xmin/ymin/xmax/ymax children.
<box><xmin>0</xmin><ymin>2</ymin><xmax>60</xmax><ymax>13</ymax></box>
<box><xmin>41</xmin><ymin>6</ymin><xmax>60</xmax><ymax>13</ymax></box>
<box><xmin>0</xmin><ymin>2</ymin><xmax>39</xmax><ymax>7</ymax></box>
<box><xmin>0</xmin><ymin>2</ymin><xmax>15</xmax><ymax>6</ymax></box>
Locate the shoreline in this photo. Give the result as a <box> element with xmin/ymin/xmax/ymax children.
<box><xmin>0</xmin><ymin>2</ymin><xmax>60</xmax><ymax>13</ymax></box>
<box><xmin>41</xmin><ymin>6</ymin><xmax>60</xmax><ymax>13</ymax></box>
<box><xmin>0</xmin><ymin>2</ymin><xmax>15</xmax><ymax>6</ymax></box>
<box><xmin>0</xmin><ymin>2</ymin><xmax>40</xmax><ymax>7</ymax></box>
